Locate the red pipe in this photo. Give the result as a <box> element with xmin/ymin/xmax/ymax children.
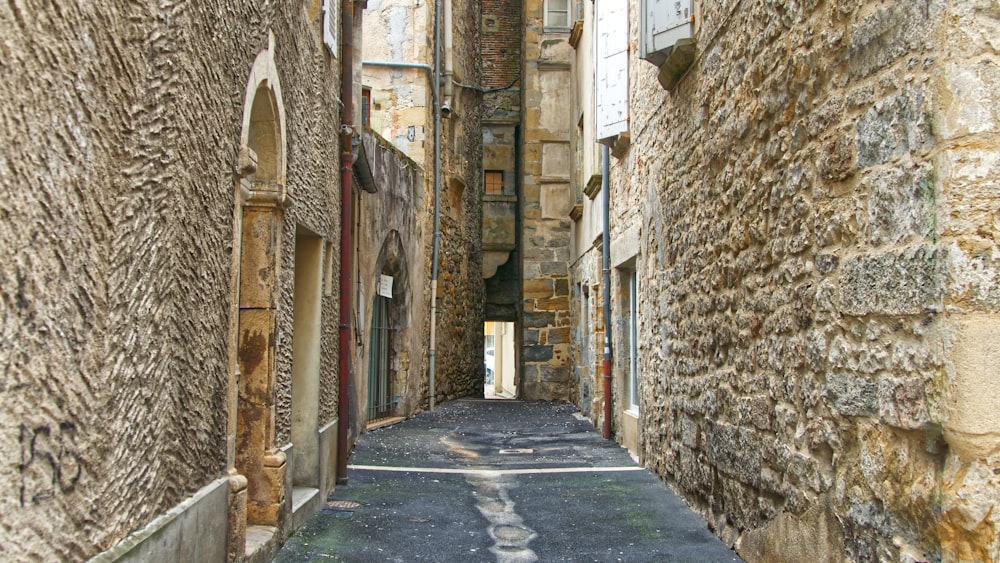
<box><xmin>336</xmin><ymin>0</ymin><xmax>354</xmax><ymax>486</ymax></box>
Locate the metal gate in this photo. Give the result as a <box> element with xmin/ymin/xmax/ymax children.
<box><xmin>367</xmin><ymin>294</ymin><xmax>393</xmax><ymax>421</ymax></box>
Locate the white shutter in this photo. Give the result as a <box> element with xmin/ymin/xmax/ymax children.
<box><xmin>641</xmin><ymin>0</ymin><xmax>693</xmax><ymax>62</ymax></box>
<box><xmin>595</xmin><ymin>0</ymin><xmax>629</xmax><ymax>140</ymax></box>
<box><xmin>323</xmin><ymin>0</ymin><xmax>339</xmax><ymax>57</ymax></box>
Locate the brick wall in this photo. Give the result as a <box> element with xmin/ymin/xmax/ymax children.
<box><xmin>482</xmin><ymin>0</ymin><xmax>521</xmax><ymax>88</ymax></box>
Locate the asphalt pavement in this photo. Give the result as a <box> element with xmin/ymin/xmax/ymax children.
<box><xmin>275</xmin><ymin>399</ymin><xmax>743</xmax><ymax>562</ymax></box>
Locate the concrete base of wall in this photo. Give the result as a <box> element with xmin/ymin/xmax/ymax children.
<box><xmin>318</xmin><ymin>418</ymin><xmax>338</xmax><ymax>498</ymax></box>
<box><xmin>621</xmin><ymin>410</ymin><xmax>639</xmax><ymax>459</ymax></box>
<box><xmin>290</xmin><ymin>487</ymin><xmax>321</xmax><ymax>531</ymax></box>
<box><xmin>90</xmin><ymin>478</ymin><xmax>229</xmax><ymax>563</ymax></box>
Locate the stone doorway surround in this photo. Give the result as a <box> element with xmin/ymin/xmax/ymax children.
<box><xmin>226</xmin><ymin>33</ymin><xmax>291</xmax><ymax>563</ymax></box>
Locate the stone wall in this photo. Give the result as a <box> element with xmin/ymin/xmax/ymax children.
<box><xmin>612</xmin><ymin>0</ymin><xmax>1000</xmax><ymax>559</ymax></box>
<box><xmin>353</xmin><ymin>131</ymin><xmax>426</xmax><ymax>433</ymax></box>
<box><xmin>429</xmin><ymin>0</ymin><xmax>487</xmax><ymax>403</ymax></box>
<box><xmin>0</xmin><ymin>1</ymin><xmax>344</xmax><ymax>559</ymax></box>
<box><xmin>519</xmin><ymin>0</ymin><xmax>576</xmax><ymax>401</ymax></box>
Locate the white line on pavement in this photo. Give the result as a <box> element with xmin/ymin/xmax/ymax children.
<box><xmin>347</xmin><ymin>465</ymin><xmax>645</xmax><ymax>476</ymax></box>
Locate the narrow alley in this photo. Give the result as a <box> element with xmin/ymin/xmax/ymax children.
<box><xmin>276</xmin><ymin>400</ymin><xmax>742</xmax><ymax>562</ymax></box>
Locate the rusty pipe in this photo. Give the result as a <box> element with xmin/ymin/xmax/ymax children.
<box><xmin>336</xmin><ymin>0</ymin><xmax>355</xmax><ymax>486</ymax></box>
<box><xmin>601</xmin><ymin>144</ymin><xmax>613</xmax><ymax>440</ymax></box>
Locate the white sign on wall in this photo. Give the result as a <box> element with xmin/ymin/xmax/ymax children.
<box><xmin>595</xmin><ymin>0</ymin><xmax>629</xmax><ymax>140</ymax></box>
<box><xmin>378</xmin><ymin>275</ymin><xmax>394</xmax><ymax>298</ymax></box>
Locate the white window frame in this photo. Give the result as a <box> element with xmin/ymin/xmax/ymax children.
<box><xmin>625</xmin><ymin>269</ymin><xmax>639</xmax><ymax>412</ymax></box>
<box><xmin>544</xmin><ymin>0</ymin><xmax>572</xmax><ymax>30</ymax></box>
<box><xmin>322</xmin><ymin>0</ymin><xmax>339</xmax><ymax>57</ymax></box>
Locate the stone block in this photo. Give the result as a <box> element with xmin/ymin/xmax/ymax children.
<box><xmin>524</xmin><ymin>345</ymin><xmax>553</xmax><ymax>362</ymax></box>
<box><xmin>679</xmin><ymin>414</ymin><xmax>700</xmax><ymax>449</ymax></box>
<box><xmin>865</xmin><ymin>162</ymin><xmax>934</xmax><ymax>245</ymax></box>
<box><xmin>240</xmin><ymin>209</ymin><xmax>281</xmax><ymax>309</ymax></box>
<box><xmin>736</xmin><ymin>396</ymin><xmax>773</xmax><ymax>430</ymax></box>
<box><xmin>537</xmin><ymin>364</ymin><xmax>569</xmax><ymax>383</ymax></box>
<box><xmin>838</xmin><ymin>244</ymin><xmax>941</xmax><ymax>316</ymax></box>
<box><xmin>849</xmin><ymin>2</ymin><xmax>937</xmax><ymax>79</ymax></box>
<box><xmin>825</xmin><ymin>373</ymin><xmax>877</xmax><ymax>417</ymax></box>
<box><xmin>944</xmin><ymin>314</ymin><xmax>1000</xmax><ymax>459</ymax></box>
<box><xmin>939</xmin><ymin>59</ymin><xmax>1000</xmax><ymax>140</ymax></box>
<box><xmin>535</xmin><ymin>296</ymin><xmax>569</xmax><ymax>311</ymax></box>
<box><xmin>818</xmin><ymin>134</ymin><xmax>856</xmax><ymax>182</ymax></box>
<box><xmin>523</xmin><ymin>278</ymin><xmax>554</xmax><ymax>299</ymax></box>
<box><xmin>547</xmin><ymin>327</ymin><xmax>571</xmax><ymax>344</ymax></box>
<box><xmin>878</xmin><ymin>377</ymin><xmax>929</xmax><ymax>430</ymax></box>
<box><xmin>704</xmin><ymin>420</ymin><xmax>761</xmax><ymax>487</ymax></box>
<box><xmin>856</xmin><ymin>89</ymin><xmax>933</xmax><ymax>167</ymax></box>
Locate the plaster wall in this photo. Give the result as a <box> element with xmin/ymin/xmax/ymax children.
<box><xmin>1</xmin><ymin>2</ymin><xmax>344</xmax><ymax>559</ymax></box>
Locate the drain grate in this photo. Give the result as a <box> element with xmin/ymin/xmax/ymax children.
<box><xmin>499</xmin><ymin>448</ymin><xmax>534</xmax><ymax>455</ymax></box>
<box><xmin>326</xmin><ymin>500</ymin><xmax>361</xmax><ymax>510</ymax></box>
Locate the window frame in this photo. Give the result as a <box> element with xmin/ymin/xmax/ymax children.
<box><xmin>484</xmin><ymin>170</ymin><xmax>505</xmax><ymax>195</ymax></box>
<box><xmin>544</xmin><ymin>0</ymin><xmax>572</xmax><ymax>30</ymax></box>
<box><xmin>624</xmin><ymin>269</ymin><xmax>639</xmax><ymax>413</ymax></box>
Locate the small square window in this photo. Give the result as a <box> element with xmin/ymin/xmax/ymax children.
<box><xmin>485</xmin><ymin>171</ymin><xmax>504</xmax><ymax>194</ymax></box>
<box><xmin>545</xmin><ymin>0</ymin><xmax>570</xmax><ymax>29</ymax></box>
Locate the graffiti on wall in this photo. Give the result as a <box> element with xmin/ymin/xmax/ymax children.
<box><xmin>18</xmin><ymin>422</ymin><xmax>82</xmax><ymax>506</ymax></box>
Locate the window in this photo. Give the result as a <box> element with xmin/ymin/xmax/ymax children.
<box><xmin>545</xmin><ymin>0</ymin><xmax>570</xmax><ymax>29</ymax></box>
<box><xmin>623</xmin><ymin>269</ymin><xmax>639</xmax><ymax>412</ymax></box>
<box><xmin>322</xmin><ymin>0</ymin><xmax>339</xmax><ymax>57</ymax></box>
<box><xmin>484</xmin><ymin>170</ymin><xmax>504</xmax><ymax>194</ymax></box>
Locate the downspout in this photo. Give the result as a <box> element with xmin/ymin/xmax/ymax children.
<box><xmin>441</xmin><ymin>0</ymin><xmax>454</xmax><ymax>117</ymax></box>
<box><xmin>601</xmin><ymin>144</ymin><xmax>613</xmax><ymax>440</ymax></box>
<box><xmin>336</xmin><ymin>0</ymin><xmax>355</xmax><ymax>486</ymax></box>
<box><xmin>362</xmin><ymin>61</ymin><xmax>433</xmax><ymax>74</ymax></box>
<box><xmin>428</xmin><ymin>0</ymin><xmax>443</xmax><ymax>410</ymax></box>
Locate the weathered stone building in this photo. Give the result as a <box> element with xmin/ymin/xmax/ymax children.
<box><xmin>362</xmin><ymin>0</ymin><xmax>486</xmax><ymax>406</ymax></box>
<box><xmin>546</xmin><ymin>0</ymin><xmax>1000</xmax><ymax>560</ymax></box>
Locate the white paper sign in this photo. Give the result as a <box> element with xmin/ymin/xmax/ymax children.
<box><xmin>378</xmin><ymin>275</ymin><xmax>394</xmax><ymax>298</ymax></box>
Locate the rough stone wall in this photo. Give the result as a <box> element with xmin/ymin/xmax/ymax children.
<box><xmin>615</xmin><ymin>0</ymin><xmax>1000</xmax><ymax>560</ymax></box>
<box><xmin>520</xmin><ymin>0</ymin><xmax>576</xmax><ymax>401</ymax></box>
<box><xmin>353</xmin><ymin>131</ymin><xmax>427</xmax><ymax>434</ymax></box>
<box><xmin>0</xmin><ymin>1</ymin><xmax>343</xmax><ymax>559</ymax></box>
<box><xmin>429</xmin><ymin>0</ymin><xmax>487</xmax><ymax>403</ymax></box>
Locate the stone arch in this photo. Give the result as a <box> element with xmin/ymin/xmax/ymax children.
<box><xmin>365</xmin><ymin>231</ymin><xmax>412</xmax><ymax>423</ymax></box>
<box><xmin>226</xmin><ymin>33</ymin><xmax>289</xmax><ymax>560</ymax></box>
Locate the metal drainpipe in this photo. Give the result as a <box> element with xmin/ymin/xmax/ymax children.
<box><xmin>336</xmin><ymin>0</ymin><xmax>355</xmax><ymax>486</ymax></box>
<box><xmin>601</xmin><ymin>144</ymin><xmax>613</xmax><ymax>440</ymax></box>
<box><xmin>442</xmin><ymin>0</ymin><xmax>453</xmax><ymax>115</ymax></box>
<box><xmin>428</xmin><ymin>0</ymin><xmax>442</xmax><ymax>411</ymax></box>
<box><xmin>361</xmin><ymin>61</ymin><xmax>433</xmax><ymax>74</ymax></box>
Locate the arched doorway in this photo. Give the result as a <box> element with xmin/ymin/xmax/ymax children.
<box><xmin>226</xmin><ymin>35</ymin><xmax>289</xmax><ymax>560</ymax></box>
<box><xmin>365</xmin><ymin>231</ymin><xmax>410</xmax><ymax>426</ymax></box>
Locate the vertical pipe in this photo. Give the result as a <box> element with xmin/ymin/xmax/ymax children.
<box><xmin>601</xmin><ymin>145</ymin><xmax>613</xmax><ymax>440</ymax></box>
<box><xmin>442</xmin><ymin>0</ymin><xmax>454</xmax><ymax>114</ymax></box>
<box><xmin>428</xmin><ymin>0</ymin><xmax>442</xmax><ymax>410</ymax></box>
<box><xmin>336</xmin><ymin>0</ymin><xmax>355</xmax><ymax>486</ymax></box>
